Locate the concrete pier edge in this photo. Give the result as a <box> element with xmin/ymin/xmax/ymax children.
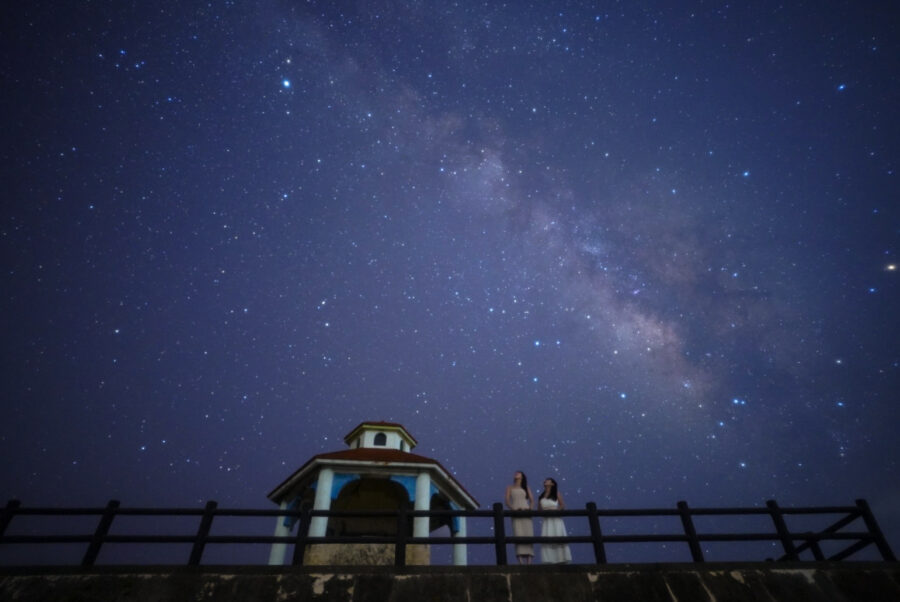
<box><xmin>3</xmin><ymin>561</ymin><xmax>900</xmax><ymax>601</ymax></box>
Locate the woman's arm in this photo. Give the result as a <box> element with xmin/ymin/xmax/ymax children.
<box><xmin>557</xmin><ymin>492</ymin><xmax>566</xmax><ymax>510</ymax></box>
<box><xmin>504</xmin><ymin>485</ymin><xmax>512</xmax><ymax>509</ymax></box>
<box><xmin>527</xmin><ymin>488</ymin><xmax>535</xmax><ymax>509</ymax></box>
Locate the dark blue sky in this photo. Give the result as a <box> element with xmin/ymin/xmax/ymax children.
<box><xmin>2</xmin><ymin>1</ymin><xmax>898</xmax><ymax>563</ymax></box>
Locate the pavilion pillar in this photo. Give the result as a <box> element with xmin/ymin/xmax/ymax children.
<box><xmin>414</xmin><ymin>472</ymin><xmax>431</xmax><ymax>538</ymax></box>
<box><xmin>309</xmin><ymin>468</ymin><xmax>334</xmax><ymax>537</ymax></box>
<box><xmin>452</xmin><ymin>515</ymin><xmax>468</xmax><ymax>565</ymax></box>
<box><xmin>267</xmin><ymin>500</ymin><xmax>291</xmax><ymax>565</ymax></box>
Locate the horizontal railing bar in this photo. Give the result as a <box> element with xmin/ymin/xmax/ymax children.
<box><xmin>695</xmin><ymin>532</ymin><xmax>871</xmax><ymax>542</ymax></box>
<box><xmin>775</xmin><ymin>507</ymin><xmax>859</xmax><ymax>516</ymax></box>
<box><xmin>2</xmin><ymin>507</ymin><xmax>864</xmax><ymax>519</ymax></box>
<box><xmin>3</xmin><ymin>531</ymin><xmax>874</xmax><ymax>546</ymax></box>
<box><xmin>102</xmin><ymin>536</ymin><xmax>198</xmax><ymax>544</ymax></box>
<box><xmin>1</xmin><ymin>536</ymin><xmax>96</xmax><ymax>544</ymax></box>
<box><xmin>685</xmin><ymin>506</ymin><xmax>857</xmax><ymax>516</ymax></box>
<box><xmin>6</xmin><ymin>508</ymin><xmax>207</xmax><ymax>517</ymax></box>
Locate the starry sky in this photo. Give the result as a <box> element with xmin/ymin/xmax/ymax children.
<box><xmin>2</xmin><ymin>1</ymin><xmax>898</xmax><ymax>564</ymax></box>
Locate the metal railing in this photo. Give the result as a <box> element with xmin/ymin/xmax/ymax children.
<box><xmin>0</xmin><ymin>498</ymin><xmax>894</xmax><ymax>566</ymax></box>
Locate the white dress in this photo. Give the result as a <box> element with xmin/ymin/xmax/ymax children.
<box><xmin>540</xmin><ymin>497</ymin><xmax>572</xmax><ymax>564</ymax></box>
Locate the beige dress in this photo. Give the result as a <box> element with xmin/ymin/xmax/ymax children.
<box><xmin>508</xmin><ymin>487</ymin><xmax>534</xmax><ymax>557</ymax></box>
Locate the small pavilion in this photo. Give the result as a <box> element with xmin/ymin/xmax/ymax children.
<box><xmin>267</xmin><ymin>421</ymin><xmax>479</xmax><ymax>565</ymax></box>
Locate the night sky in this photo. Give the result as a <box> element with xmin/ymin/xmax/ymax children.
<box><xmin>2</xmin><ymin>1</ymin><xmax>898</xmax><ymax>564</ymax></box>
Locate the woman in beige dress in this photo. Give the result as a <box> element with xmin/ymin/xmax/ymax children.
<box><xmin>504</xmin><ymin>471</ymin><xmax>535</xmax><ymax>564</ymax></box>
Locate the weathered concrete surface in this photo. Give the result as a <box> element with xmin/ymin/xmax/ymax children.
<box><xmin>2</xmin><ymin>562</ymin><xmax>899</xmax><ymax>601</ymax></box>
<box><xmin>303</xmin><ymin>543</ymin><xmax>430</xmax><ymax>566</ymax></box>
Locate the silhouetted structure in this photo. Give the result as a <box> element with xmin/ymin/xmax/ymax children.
<box><xmin>266</xmin><ymin>421</ymin><xmax>479</xmax><ymax>565</ymax></box>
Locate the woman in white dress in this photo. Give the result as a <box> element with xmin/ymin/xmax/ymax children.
<box><xmin>539</xmin><ymin>477</ymin><xmax>572</xmax><ymax>564</ymax></box>
<box><xmin>504</xmin><ymin>471</ymin><xmax>535</xmax><ymax>564</ymax></box>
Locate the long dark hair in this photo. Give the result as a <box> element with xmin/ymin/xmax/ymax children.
<box><xmin>516</xmin><ymin>471</ymin><xmax>531</xmax><ymax>502</ymax></box>
<box><xmin>540</xmin><ymin>477</ymin><xmax>558</xmax><ymax>501</ymax></box>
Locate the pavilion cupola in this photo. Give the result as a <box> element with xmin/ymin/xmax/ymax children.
<box><xmin>343</xmin><ymin>421</ymin><xmax>417</xmax><ymax>452</ymax></box>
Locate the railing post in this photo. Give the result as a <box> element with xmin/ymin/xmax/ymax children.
<box><xmin>767</xmin><ymin>500</ymin><xmax>798</xmax><ymax>561</ymax></box>
<box><xmin>677</xmin><ymin>501</ymin><xmax>704</xmax><ymax>562</ymax></box>
<box><xmin>291</xmin><ymin>507</ymin><xmax>311</xmax><ymax>566</ymax></box>
<box><xmin>395</xmin><ymin>506</ymin><xmax>408</xmax><ymax>567</ymax></box>
<box><xmin>0</xmin><ymin>499</ymin><xmax>21</xmax><ymax>539</ymax></box>
<box><xmin>804</xmin><ymin>533</ymin><xmax>825</xmax><ymax>561</ymax></box>
<box><xmin>586</xmin><ymin>502</ymin><xmax>607</xmax><ymax>564</ymax></box>
<box><xmin>188</xmin><ymin>500</ymin><xmax>218</xmax><ymax>566</ymax></box>
<box><xmin>855</xmin><ymin>499</ymin><xmax>897</xmax><ymax>561</ymax></box>
<box><xmin>492</xmin><ymin>502</ymin><xmax>507</xmax><ymax>566</ymax></box>
<box><xmin>82</xmin><ymin>500</ymin><xmax>120</xmax><ymax>566</ymax></box>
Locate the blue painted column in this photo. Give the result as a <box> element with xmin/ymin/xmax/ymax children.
<box><xmin>309</xmin><ymin>468</ymin><xmax>334</xmax><ymax>537</ymax></box>
<box><xmin>414</xmin><ymin>472</ymin><xmax>431</xmax><ymax>539</ymax></box>
<box><xmin>267</xmin><ymin>499</ymin><xmax>291</xmax><ymax>565</ymax></box>
<box><xmin>453</xmin><ymin>516</ymin><xmax>467</xmax><ymax>565</ymax></box>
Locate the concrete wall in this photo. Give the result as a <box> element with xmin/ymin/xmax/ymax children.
<box><xmin>303</xmin><ymin>543</ymin><xmax>430</xmax><ymax>566</ymax></box>
<box><xmin>2</xmin><ymin>562</ymin><xmax>899</xmax><ymax>601</ymax></box>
